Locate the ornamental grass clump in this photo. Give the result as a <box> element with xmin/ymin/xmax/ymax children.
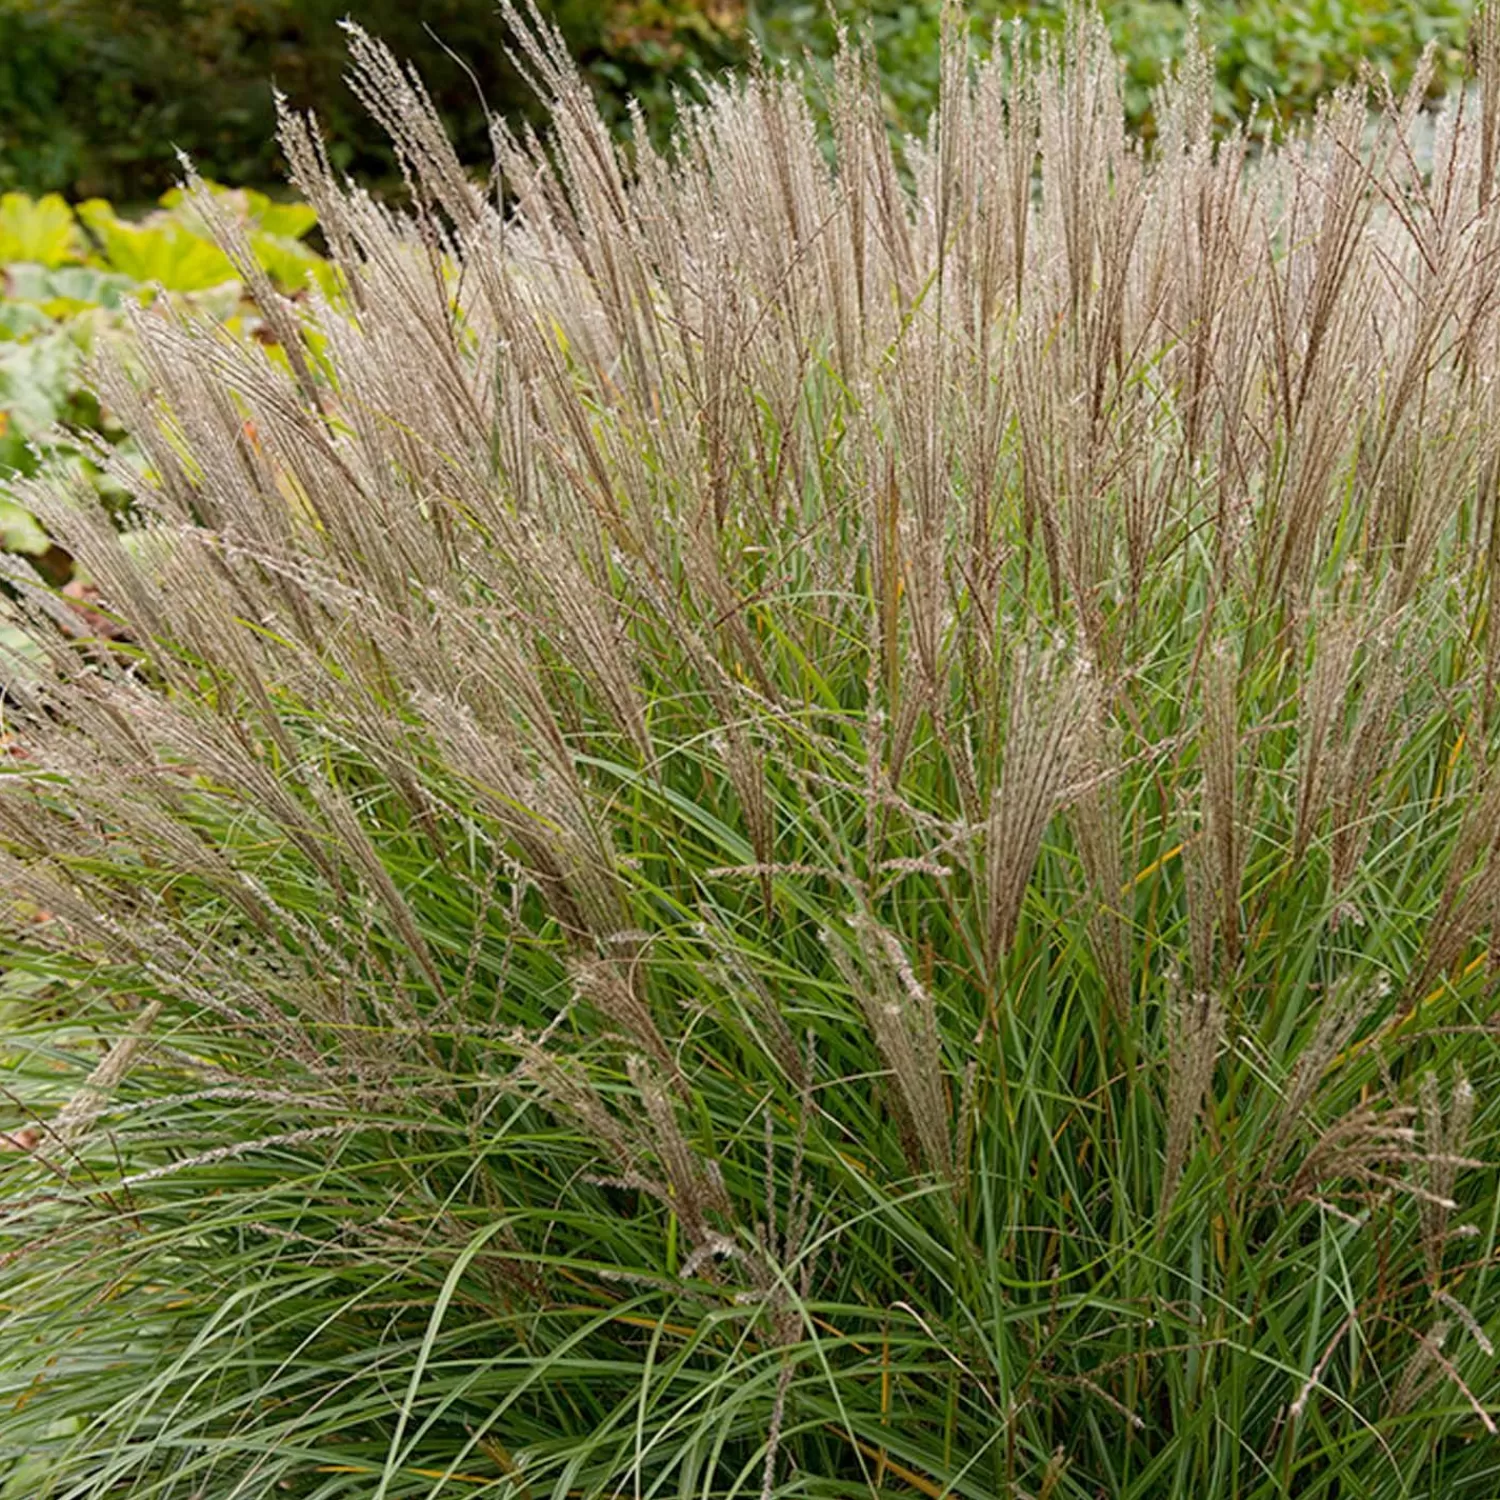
<box><xmin>6</xmin><ymin>4</ymin><xmax>1500</xmax><ymax>1495</ymax></box>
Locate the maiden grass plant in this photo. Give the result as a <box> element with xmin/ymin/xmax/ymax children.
<box><xmin>4</xmin><ymin>4</ymin><xmax>1500</xmax><ymax>1495</ymax></box>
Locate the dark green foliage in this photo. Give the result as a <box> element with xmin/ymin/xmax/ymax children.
<box><xmin>0</xmin><ymin>0</ymin><xmax>746</xmax><ymax>204</ymax></box>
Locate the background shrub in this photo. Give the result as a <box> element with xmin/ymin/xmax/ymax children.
<box><xmin>760</xmin><ymin>0</ymin><xmax>1476</xmax><ymax>139</ymax></box>
<box><xmin>0</xmin><ymin>0</ymin><xmax>1479</xmax><ymax>204</ymax></box>
<box><xmin>0</xmin><ymin>0</ymin><xmax>749</xmax><ymax>204</ymax></box>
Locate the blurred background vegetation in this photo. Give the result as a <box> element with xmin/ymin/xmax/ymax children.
<box><xmin>0</xmin><ymin>0</ymin><xmax>1481</xmax><ymax>208</ymax></box>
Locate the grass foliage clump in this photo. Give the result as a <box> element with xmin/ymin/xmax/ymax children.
<box><xmin>6</xmin><ymin>5</ymin><xmax>1500</xmax><ymax>1495</ymax></box>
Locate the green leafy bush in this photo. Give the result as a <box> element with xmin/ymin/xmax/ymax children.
<box><xmin>758</xmin><ymin>0</ymin><xmax>1476</xmax><ymax>137</ymax></box>
<box><xmin>1206</xmin><ymin>0</ymin><xmax>1475</xmax><ymax>126</ymax></box>
<box><xmin>5</xmin><ymin>6</ymin><xmax>1500</xmax><ymax>1498</ymax></box>
<box><xmin>0</xmin><ymin>0</ymin><xmax>750</xmax><ymax>202</ymax></box>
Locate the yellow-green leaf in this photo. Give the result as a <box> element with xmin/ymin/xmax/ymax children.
<box><xmin>0</xmin><ymin>193</ymin><xmax>85</xmax><ymax>269</ymax></box>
